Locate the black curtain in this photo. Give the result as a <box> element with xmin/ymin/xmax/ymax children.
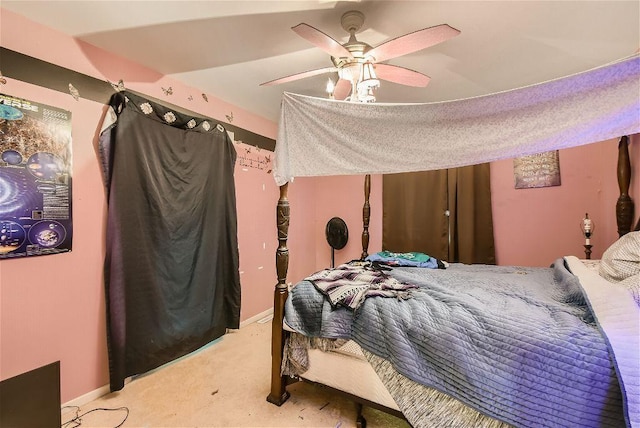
<box><xmin>383</xmin><ymin>164</ymin><xmax>495</xmax><ymax>264</ymax></box>
<box><xmin>99</xmin><ymin>92</ymin><xmax>241</xmax><ymax>391</ymax></box>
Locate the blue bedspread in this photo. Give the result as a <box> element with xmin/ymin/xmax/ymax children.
<box><xmin>284</xmin><ymin>260</ymin><xmax>625</xmax><ymax>427</ymax></box>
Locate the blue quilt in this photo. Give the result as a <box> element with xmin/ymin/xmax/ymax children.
<box><xmin>284</xmin><ymin>260</ymin><xmax>626</xmax><ymax>428</ymax></box>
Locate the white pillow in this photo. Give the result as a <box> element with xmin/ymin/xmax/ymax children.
<box><xmin>599</xmin><ymin>231</ymin><xmax>640</xmax><ymax>282</ymax></box>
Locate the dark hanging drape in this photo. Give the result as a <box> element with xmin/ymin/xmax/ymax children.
<box><xmin>383</xmin><ymin>164</ymin><xmax>495</xmax><ymax>264</ymax></box>
<box><xmin>99</xmin><ymin>91</ymin><xmax>241</xmax><ymax>391</ymax></box>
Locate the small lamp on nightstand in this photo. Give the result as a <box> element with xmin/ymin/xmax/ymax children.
<box><xmin>580</xmin><ymin>213</ymin><xmax>594</xmax><ymax>259</ymax></box>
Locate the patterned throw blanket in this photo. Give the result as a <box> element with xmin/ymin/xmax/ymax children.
<box><xmin>305</xmin><ymin>261</ymin><xmax>418</xmax><ymax>311</ymax></box>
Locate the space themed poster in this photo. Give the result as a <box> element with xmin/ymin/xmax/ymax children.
<box><xmin>0</xmin><ymin>93</ymin><xmax>73</xmax><ymax>259</ymax></box>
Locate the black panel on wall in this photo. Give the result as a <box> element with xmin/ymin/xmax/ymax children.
<box><xmin>0</xmin><ymin>47</ymin><xmax>276</xmax><ymax>151</ymax></box>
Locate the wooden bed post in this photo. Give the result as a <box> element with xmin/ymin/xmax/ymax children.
<box><xmin>361</xmin><ymin>174</ymin><xmax>371</xmax><ymax>260</ymax></box>
<box><xmin>267</xmin><ymin>183</ymin><xmax>291</xmax><ymax>406</ymax></box>
<box><xmin>616</xmin><ymin>136</ymin><xmax>634</xmax><ymax>237</ymax></box>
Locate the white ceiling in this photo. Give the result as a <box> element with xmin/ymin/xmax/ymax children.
<box><xmin>3</xmin><ymin>1</ymin><xmax>639</xmax><ymax>124</ymax></box>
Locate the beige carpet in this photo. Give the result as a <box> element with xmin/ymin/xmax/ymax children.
<box><xmin>64</xmin><ymin>320</ymin><xmax>410</xmax><ymax>428</ymax></box>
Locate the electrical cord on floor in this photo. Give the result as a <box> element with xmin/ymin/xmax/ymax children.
<box><xmin>61</xmin><ymin>405</ymin><xmax>129</xmax><ymax>428</ymax></box>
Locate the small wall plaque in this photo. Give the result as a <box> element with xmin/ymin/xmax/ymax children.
<box><xmin>513</xmin><ymin>151</ymin><xmax>561</xmax><ymax>189</ymax></box>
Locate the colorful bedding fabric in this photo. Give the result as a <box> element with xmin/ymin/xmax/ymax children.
<box><xmin>284</xmin><ymin>259</ymin><xmax>630</xmax><ymax>427</ymax></box>
<box><xmin>305</xmin><ymin>261</ymin><xmax>418</xmax><ymax>311</ymax></box>
<box><xmin>366</xmin><ymin>251</ymin><xmax>444</xmax><ymax>268</ymax></box>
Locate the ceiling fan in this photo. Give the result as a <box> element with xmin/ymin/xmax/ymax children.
<box><xmin>261</xmin><ymin>10</ymin><xmax>460</xmax><ymax>102</ymax></box>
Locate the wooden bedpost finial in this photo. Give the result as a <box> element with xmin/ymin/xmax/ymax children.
<box><xmin>616</xmin><ymin>136</ymin><xmax>634</xmax><ymax>237</ymax></box>
<box><xmin>361</xmin><ymin>174</ymin><xmax>371</xmax><ymax>260</ymax></box>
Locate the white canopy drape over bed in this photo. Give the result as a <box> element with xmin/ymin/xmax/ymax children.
<box><xmin>274</xmin><ymin>54</ymin><xmax>640</xmax><ymax>186</ymax></box>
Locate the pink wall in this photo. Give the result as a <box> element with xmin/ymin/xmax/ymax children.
<box><xmin>0</xmin><ymin>82</ymin><xmax>110</xmax><ymax>400</ymax></box>
<box><xmin>269</xmin><ymin>174</ymin><xmax>383</xmax><ymax>286</ymax></box>
<box><xmin>0</xmin><ymin>80</ymin><xmax>112</xmax><ymax>403</ymax></box>
<box><xmin>492</xmin><ymin>137</ymin><xmax>639</xmax><ymax>267</ymax></box>
<box><xmin>233</xmin><ymin>149</ymin><xmax>280</xmax><ymax>321</ymax></box>
<box><xmin>303</xmin><ymin>174</ymin><xmax>383</xmax><ymax>272</ymax></box>
<box><xmin>0</xmin><ymin>8</ymin><xmax>295</xmax><ymax>404</ymax></box>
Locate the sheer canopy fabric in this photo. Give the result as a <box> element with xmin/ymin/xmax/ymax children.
<box><xmin>274</xmin><ymin>55</ymin><xmax>640</xmax><ymax>186</ymax></box>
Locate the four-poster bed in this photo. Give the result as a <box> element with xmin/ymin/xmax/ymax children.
<box><xmin>269</xmin><ymin>138</ymin><xmax>639</xmax><ymax>427</ymax></box>
<box><xmin>267</xmin><ymin>55</ymin><xmax>640</xmax><ymax>428</ymax></box>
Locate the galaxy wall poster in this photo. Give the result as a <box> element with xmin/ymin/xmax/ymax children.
<box><xmin>0</xmin><ymin>93</ymin><xmax>73</xmax><ymax>259</ymax></box>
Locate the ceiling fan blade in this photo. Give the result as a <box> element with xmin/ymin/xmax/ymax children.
<box><xmin>333</xmin><ymin>79</ymin><xmax>352</xmax><ymax>100</ymax></box>
<box><xmin>375</xmin><ymin>63</ymin><xmax>431</xmax><ymax>87</ymax></box>
<box><xmin>292</xmin><ymin>23</ymin><xmax>353</xmax><ymax>58</ymax></box>
<box><xmin>367</xmin><ymin>24</ymin><xmax>461</xmax><ymax>63</ymax></box>
<box><xmin>260</xmin><ymin>66</ymin><xmax>338</xmax><ymax>86</ymax></box>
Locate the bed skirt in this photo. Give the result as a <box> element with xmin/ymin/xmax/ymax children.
<box><xmin>283</xmin><ymin>332</ymin><xmax>511</xmax><ymax>427</ymax></box>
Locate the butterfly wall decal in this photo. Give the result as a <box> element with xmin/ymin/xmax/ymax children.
<box><xmin>161</xmin><ymin>86</ymin><xmax>173</xmax><ymax>96</ymax></box>
<box><xmin>225</xmin><ymin>111</ymin><xmax>234</xmax><ymax>123</ymax></box>
<box><xmin>109</xmin><ymin>79</ymin><xmax>125</xmax><ymax>92</ymax></box>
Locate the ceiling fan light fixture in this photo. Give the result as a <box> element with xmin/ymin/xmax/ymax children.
<box><xmin>357</xmin><ymin>86</ymin><xmax>376</xmax><ymax>103</ymax></box>
<box><xmin>339</xmin><ymin>63</ymin><xmax>362</xmax><ymax>83</ymax></box>
<box><xmin>326</xmin><ymin>78</ymin><xmax>336</xmax><ymax>98</ymax></box>
<box><xmin>348</xmin><ymin>61</ymin><xmax>379</xmax><ymax>103</ymax></box>
<box><xmin>338</xmin><ymin>67</ymin><xmax>350</xmax><ymax>82</ymax></box>
<box><xmin>358</xmin><ymin>62</ymin><xmax>379</xmax><ymax>89</ymax></box>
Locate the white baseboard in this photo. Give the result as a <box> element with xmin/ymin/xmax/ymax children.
<box><xmin>62</xmin><ymin>308</ymin><xmax>274</xmax><ymax>409</ymax></box>
<box><xmin>240</xmin><ymin>307</ymin><xmax>273</xmax><ymax>328</ymax></box>
<box><xmin>62</xmin><ymin>384</ymin><xmax>111</xmax><ymax>410</ymax></box>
